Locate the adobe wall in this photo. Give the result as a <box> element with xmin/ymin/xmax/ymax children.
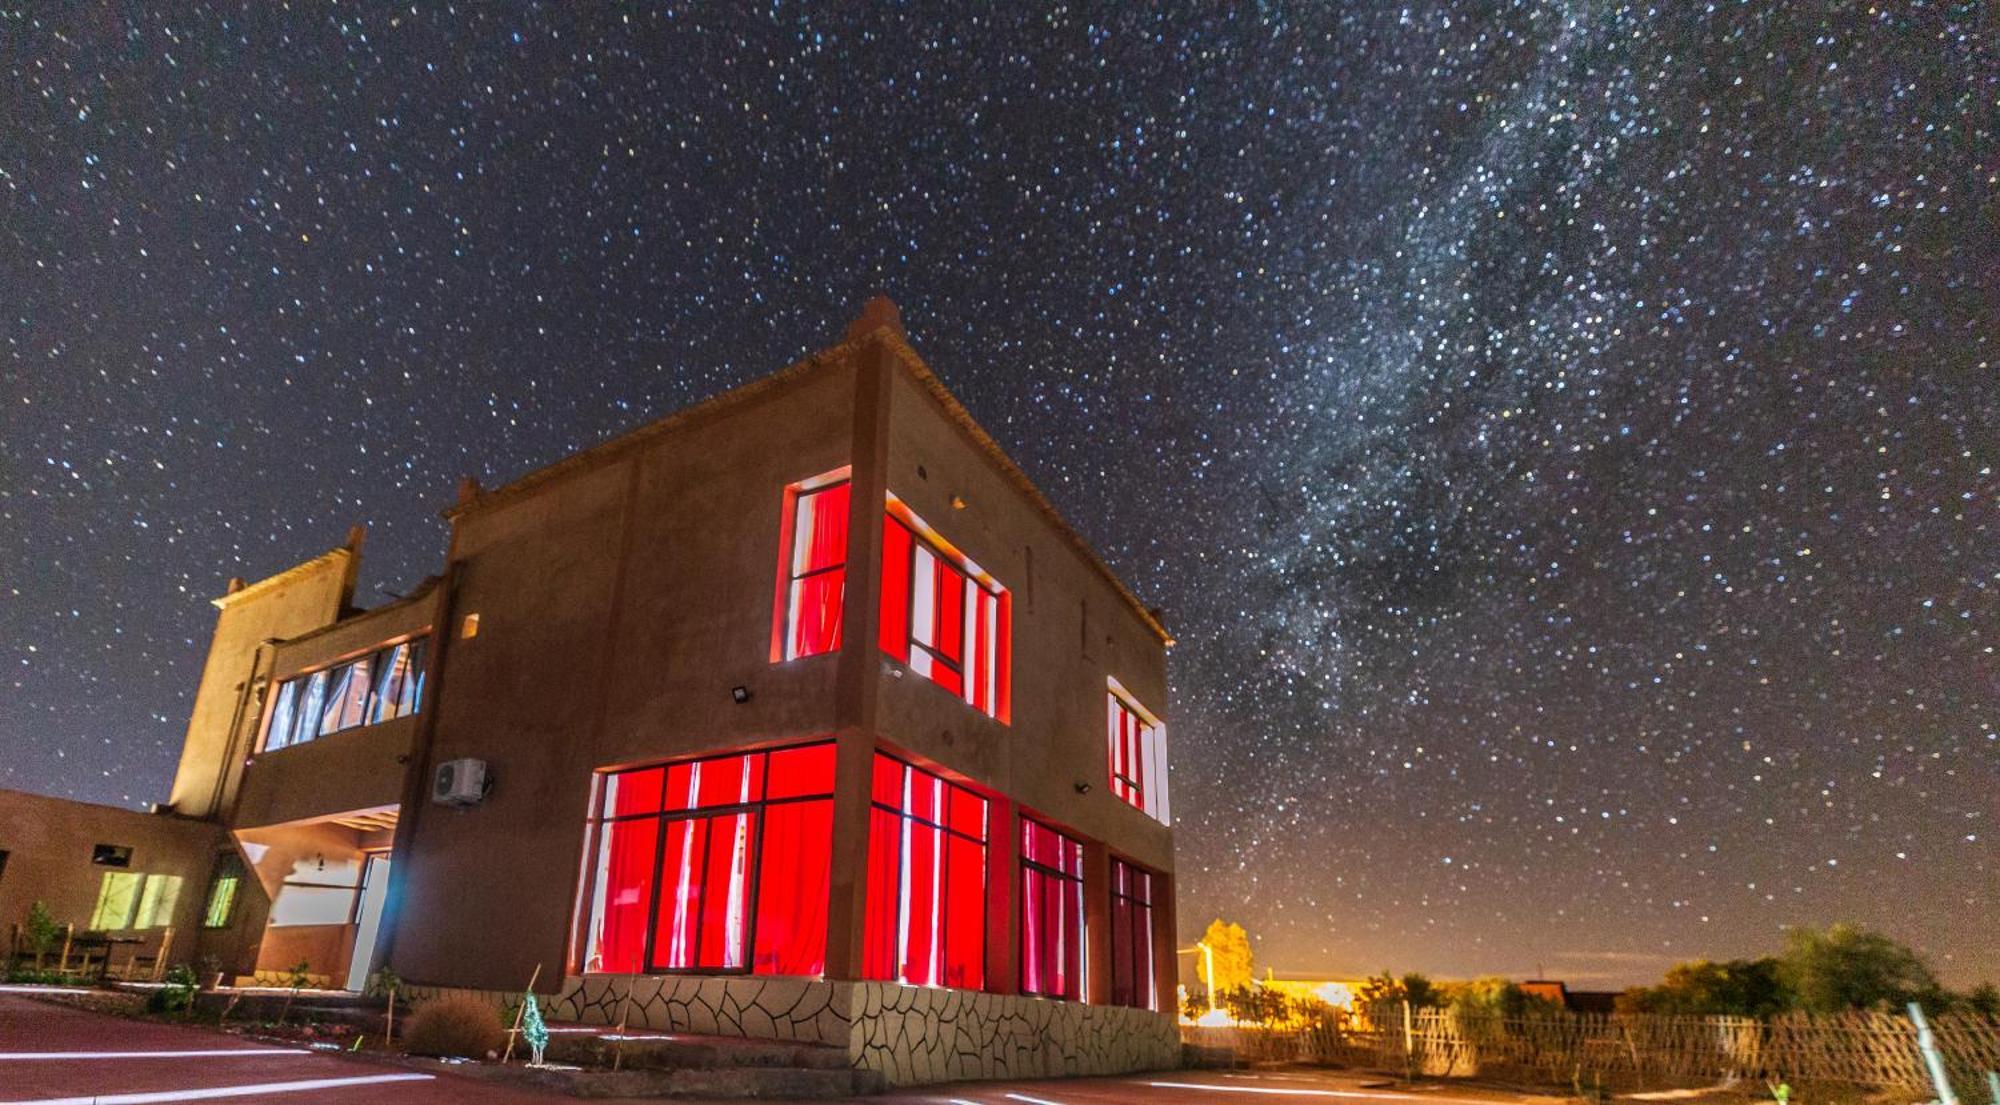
<box><xmin>0</xmin><ymin>788</ymin><xmax>225</xmax><ymax>955</ymax></box>
<box><xmin>392</xmin><ymin>356</ymin><xmax>859</xmax><ymax>992</ymax></box>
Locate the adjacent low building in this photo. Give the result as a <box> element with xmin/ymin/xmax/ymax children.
<box><xmin>0</xmin><ymin>300</ymin><xmax>1179</xmax><ymax>1084</ymax></box>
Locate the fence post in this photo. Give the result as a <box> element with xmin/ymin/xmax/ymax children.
<box><xmin>1908</xmin><ymin>1002</ymin><xmax>1960</xmax><ymax>1105</ymax></box>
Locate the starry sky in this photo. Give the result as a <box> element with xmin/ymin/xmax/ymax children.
<box><xmin>4</xmin><ymin>5</ymin><xmax>1994</xmax><ymax>989</ymax></box>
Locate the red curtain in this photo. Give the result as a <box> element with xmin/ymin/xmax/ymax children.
<box><xmin>787</xmin><ymin>482</ymin><xmax>849</xmax><ymax>659</ymax></box>
<box><xmin>862</xmin><ymin>753</ymin><xmax>989</xmax><ymax>990</ymax></box>
<box><xmin>753</xmin><ymin>799</ymin><xmax>832</xmax><ymax>975</ymax></box>
<box><xmin>1020</xmin><ymin>821</ymin><xmax>1085</xmax><ymax>1001</ymax></box>
<box><xmin>879</xmin><ymin>517</ymin><xmax>913</xmax><ymax>661</ymax></box>
<box><xmin>594</xmin><ymin>817</ymin><xmax>658</xmax><ymax>974</ymax></box>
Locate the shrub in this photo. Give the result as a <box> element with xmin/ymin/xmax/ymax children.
<box><xmin>403</xmin><ymin>993</ymin><xmax>506</xmax><ymax>1059</ymax></box>
<box><xmin>148</xmin><ymin>965</ymin><xmax>199</xmax><ymax>1015</ymax></box>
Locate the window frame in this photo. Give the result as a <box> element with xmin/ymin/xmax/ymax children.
<box><xmin>260</xmin><ymin>634</ymin><xmax>430</xmax><ymax>754</ymax></box>
<box><xmin>771</xmin><ymin>468</ymin><xmax>853</xmax><ymax>663</ymax></box>
<box><xmin>1106</xmin><ymin>679</ymin><xmax>1170</xmax><ymax>825</ymax></box>
<box><xmin>879</xmin><ymin>498</ymin><xmax>1012</xmax><ymax>722</ymax></box>
<box><xmin>1108</xmin><ymin>856</ymin><xmax>1159</xmax><ymax>1010</ymax></box>
<box><xmin>1018</xmin><ymin>817</ymin><xmax>1088</xmax><ymax>1002</ymax></box>
<box><xmin>577</xmin><ymin>741</ymin><xmax>837</xmax><ymax>978</ymax></box>
<box><xmin>862</xmin><ymin>751</ymin><xmax>990</xmax><ymax>991</ymax></box>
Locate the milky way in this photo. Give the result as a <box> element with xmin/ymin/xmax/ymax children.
<box><xmin>3</xmin><ymin>5</ymin><xmax>1993</xmax><ymax>987</ymax></box>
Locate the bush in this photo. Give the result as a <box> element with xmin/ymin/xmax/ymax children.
<box><xmin>402</xmin><ymin>993</ymin><xmax>506</xmax><ymax>1059</ymax></box>
<box><xmin>147</xmin><ymin>965</ymin><xmax>199</xmax><ymax>1015</ymax></box>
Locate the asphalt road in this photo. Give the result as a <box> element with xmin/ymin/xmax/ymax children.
<box><xmin>0</xmin><ymin>993</ymin><xmax>1554</xmax><ymax>1105</ymax></box>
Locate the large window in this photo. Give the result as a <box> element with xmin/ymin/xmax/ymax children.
<box><xmin>89</xmin><ymin>872</ymin><xmax>182</xmax><ymax>931</ymax></box>
<box><xmin>1107</xmin><ymin>681</ymin><xmax>1170</xmax><ymax>825</ymax></box>
<box><xmin>263</xmin><ymin>637</ymin><xmax>428</xmax><ymax>752</ymax></box>
<box><xmin>1109</xmin><ymin>858</ymin><xmax>1158</xmax><ymax>1010</ymax></box>
<box><xmin>1019</xmin><ymin>819</ymin><xmax>1086</xmax><ymax>1001</ymax></box>
<box><xmin>580</xmin><ymin>742</ymin><xmax>835</xmax><ymax>977</ymax></box>
<box><xmin>775</xmin><ymin>473</ymin><xmax>851</xmax><ymax>661</ymax></box>
<box><xmin>879</xmin><ymin>499</ymin><xmax>1010</xmax><ymax>721</ymax></box>
<box><xmin>862</xmin><ymin>753</ymin><xmax>988</xmax><ymax>990</ymax></box>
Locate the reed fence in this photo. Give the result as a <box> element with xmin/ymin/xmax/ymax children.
<box><xmin>1183</xmin><ymin>1006</ymin><xmax>2000</xmax><ymax>1095</ymax></box>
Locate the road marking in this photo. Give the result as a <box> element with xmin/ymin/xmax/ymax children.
<box><xmin>2</xmin><ymin>1072</ymin><xmax>435</xmax><ymax>1104</ymax></box>
<box><xmin>0</xmin><ymin>1049</ymin><xmax>308</xmax><ymax>1061</ymax></box>
<box><xmin>1148</xmin><ymin>1082</ymin><xmax>1519</xmax><ymax>1104</ymax></box>
<box><xmin>1004</xmin><ymin>1094</ymin><xmax>1071</xmax><ymax>1105</ymax></box>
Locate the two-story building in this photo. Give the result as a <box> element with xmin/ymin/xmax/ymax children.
<box><xmin>0</xmin><ymin>300</ymin><xmax>1178</xmax><ymax>1084</ymax></box>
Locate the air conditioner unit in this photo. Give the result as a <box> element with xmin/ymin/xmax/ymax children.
<box><xmin>432</xmin><ymin>758</ymin><xmax>490</xmax><ymax>807</ymax></box>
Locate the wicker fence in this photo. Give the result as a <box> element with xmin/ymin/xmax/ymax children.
<box><xmin>1184</xmin><ymin>1007</ymin><xmax>2000</xmax><ymax>1095</ymax></box>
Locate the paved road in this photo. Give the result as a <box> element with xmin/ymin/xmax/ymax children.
<box><xmin>0</xmin><ymin>993</ymin><xmax>1553</xmax><ymax>1105</ymax></box>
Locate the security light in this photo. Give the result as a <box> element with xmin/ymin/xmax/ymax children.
<box><xmin>731</xmin><ymin>685</ymin><xmax>752</xmax><ymax>704</ymax></box>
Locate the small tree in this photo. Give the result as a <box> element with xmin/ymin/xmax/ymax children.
<box><xmin>23</xmin><ymin>902</ymin><xmax>63</xmax><ymax>969</ymax></box>
<box><xmin>1777</xmin><ymin>924</ymin><xmax>1942</xmax><ymax>1013</ymax></box>
<box><xmin>1199</xmin><ymin>920</ymin><xmax>1255</xmax><ymax>993</ymax></box>
<box><xmin>278</xmin><ymin>960</ymin><xmax>312</xmax><ymax>1024</ymax></box>
<box><xmin>520</xmin><ymin>991</ymin><xmax>549</xmax><ymax>1067</ymax></box>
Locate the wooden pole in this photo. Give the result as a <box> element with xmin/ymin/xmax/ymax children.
<box><xmin>608</xmin><ymin>984</ymin><xmax>632</xmax><ymax>1072</ymax></box>
<box><xmin>152</xmin><ymin>928</ymin><xmax>174</xmax><ymax>981</ymax></box>
<box><xmin>384</xmin><ymin>984</ymin><xmax>396</xmax><ymax>1046</ymax></box>
<box><xmin>501</xmin><ymin>964</ymin><xmax>543</xmax><ymax>1065</ymax></box>
<box><xmin>57</xmin><ymin>924</ymin><xmax>74</xmax><ymax>975</ymax></box>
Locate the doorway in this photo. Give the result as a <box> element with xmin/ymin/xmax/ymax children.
<box><xmin>344</xmin><ymin>853</ymin><xmax>392</xmax><ymax>992</ymax></box>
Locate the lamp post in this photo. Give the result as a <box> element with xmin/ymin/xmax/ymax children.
<box><xmin>1176</xmin><ymin>941</ymin><xmax>1220</xmax><ymax>1016</ymax></box>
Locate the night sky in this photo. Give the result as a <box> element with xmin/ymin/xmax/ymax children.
<box><xmin>4</xmin><ymin>6</ymin><xmax>1993</xmax><ymax>988</ymax></box>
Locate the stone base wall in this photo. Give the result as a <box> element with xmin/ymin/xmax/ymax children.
<box><xmin>848</xmin><ymin>982</ymin><xmax>1180</xmax><ymax>1085</ymax></box>
<box><xmin>551</xmin><ymin>974</ymin><xmax>852</xmax><ymax>1047</ymax></box>
<box><xmin>545</xmin><ymin>973</ymin><xmax>1179</xmax><ymax>1087</ymax></box>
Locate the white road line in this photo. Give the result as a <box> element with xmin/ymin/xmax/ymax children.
<box><xmin>0</xmin><ymin>1049</ymin><xmax>308</xmax><ymax>1061</ymax></box>
<box><xmin>0</xmin><ymin>1072</ymin><xmax>435</xmax><ymax>1105</ymax></box>
<box><xmin>1004</xmin><ymin>1094</ymin><xmax>1070</xmax><ymax>1105</ymax></box>
<box><xmin>1148</xmin><ymin>1082</ymin><xmax>1520</xmax><ymax>1104</ymax></box>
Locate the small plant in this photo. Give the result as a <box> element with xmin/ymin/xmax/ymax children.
<box><xmin>148</xmin><ymin>965</ymin><xmax>199</xmax><ymax>1016</ymax></box>
<box><xmin>23</xmin><ymin>902</ymin><xmax>63</xmax><ymax>968</ymax></box>
<box><xmin>195</xmin><ymin>954</ymin><xmax>224</xmax><ymax>991</ymax></box>
<box><xmin>402</xmin><ymin>993</ymin><xmax>505</xmax><ymax>1060</ymax></box>
<box><xmin>371</xmin><ymin>967</ymin><xmax>403</xmax><ymax>1043</ymax></box>
<box><xmin>1768</xmin><ymin>1082</ymin><xmax>1792</xmax><ymax>1105</ymax></box>
<box><xmin>277</xmin><ymin>960</ymin><xmax>312</xmax><ymax>1024</ymax></box>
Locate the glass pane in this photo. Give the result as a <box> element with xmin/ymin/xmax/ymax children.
<box><xmin>900</xmin><ymin>819</ymin><xmax>942</xmax><ymax>986</ymax></box>
<box><xmin>294</xmin><ymin>671</ymin><xmax>329</xmax><ymax>747</ymax></box>
<box><xmin>89</xmin><ymin>872</ymin><xmax>143</xmax><ymax>930</ymax></box>
<box><xmin>401</xmin><ymin>639</ymin><xmax>428</xmax><ymax>714</ymax></box>
<box><xmin>588</xmin><ymin>816</ymin><xmax>658</xmax><ymax>973</ymax></box>
<box><xmin>265</xmin><ymin>680</ymin><xmax>299</xmax><ymax>752</ymax></box>
<box><xmin>947</xmin><ymin>785</ymin><xmax>987</xmax><ymax>841</ymax></box>
<box><xmin>606</xmin><ymin>767</ymin><xmax>665</xmax><ymax>818</ymax></box>
<box><xmin>943</xmin><ymin>832</ymin><xmax>985</xmax><ymax>990</ymax></box>
<box><xmin>699</xmin><ymin>812</ymin><xmax>754</xmax><ymax>969</ymax></box>
<box><xmin>371</xmin><ymin>645</ymin><xmax>408</xmax><ymax>722</ymax></box>
<box><xmin>862</xmin><ymin>807</ymin><xmax>901</xmax><ymax>980</ymax></box>
<box><xmin>877</xmin><ymin>517</ymin><xmax>913</xmax><ymax>661</ymax></box>
<box><xmin>693</xmin><ymin>754</ymin><xmax>763</xmax><ymax>809</ymax></box>
<box><xmin>792</xmin><ymin>482</ymin><xmax>850</xmax><ymax>574</ymax></box>
<box><xmin>787</xmin><ymin>568</ymin><xmax>846</xmax><ymax>659</ymax></box>
<box><xmin>136</xmin><ymin>875</ymin><xmax>183</xmax><ymax>929</ymax></box>
<box><xmin>653</xmin><ymin>819</ymin><xmax>702</xmax><ymax>969</ymax></box>
<box><xmin>906</xmin><ymin>767</ymin><xmax>943</xmax><ymax>827</ymax></box>
<box><xmin>753</xmin><ymin>800</ymin><xmax>832</xmax><ymax>976</ymax></box>
<box><xmin>870</xmin><ymin>754</ymin><xmax>902</xmax><ymax>807</ymax></box>
<box><xmin>765</xmin><ymin>743</ymin><xmax>835</xmax><ymax>800</ymax></box>
<box><xmin>204</xmin><ymin>875</ymin><xmax>239</xmax><ymax>929</ymax></box>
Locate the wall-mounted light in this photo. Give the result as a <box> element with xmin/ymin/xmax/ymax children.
<box><xmin>951</xmin><ymin>494</ymin><xmax>967</xmax><ymax>510</ymax></box>
<box><xmin>730</xmin><ymin>685</ymin><xmax>752</xmax><ymax>704</ymax></box>
<box><xmin>1074</xmin><ymin>781</ymin><xmax>1093</xmax><ymax>795</ymax></box>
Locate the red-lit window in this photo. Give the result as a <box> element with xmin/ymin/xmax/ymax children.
<box><xmin>862</xmin><ymin>753</ymin><xmax>988</xmax><ymax>990</ymax></box>
<box><xmin>1019</xmin><ymin>819</ymin><xmax>1086</xmax><ymax>1001</ymax></box>
<box><xmin>1107</xmin><ymin>682</ymin><xmax>1170</xmax><ymax>825</ymax></box>
<box><xmin>879</xmin><ymin>501</ymin><xmax>1010</xmax><ymax>721</ymax></box>
<box><xmin>579</xmin><ymin>742</ymin><xmax>835</xmax><ymax>977</ymax></box>
<box><xmin>1109</xmin><ymin>858</ymin><xmax>1157</xmax><ymax>1010</ymax></box>
<box><xmin>776</xmin><ymin>476</ymin><xmax>851</xmax><ymax>661</ymax></box>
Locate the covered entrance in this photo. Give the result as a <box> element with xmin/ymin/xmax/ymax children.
<box><xmin>233</xmin><ymin>804</ymin><xmax>399</xmax><ymax>990</ymax></box>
